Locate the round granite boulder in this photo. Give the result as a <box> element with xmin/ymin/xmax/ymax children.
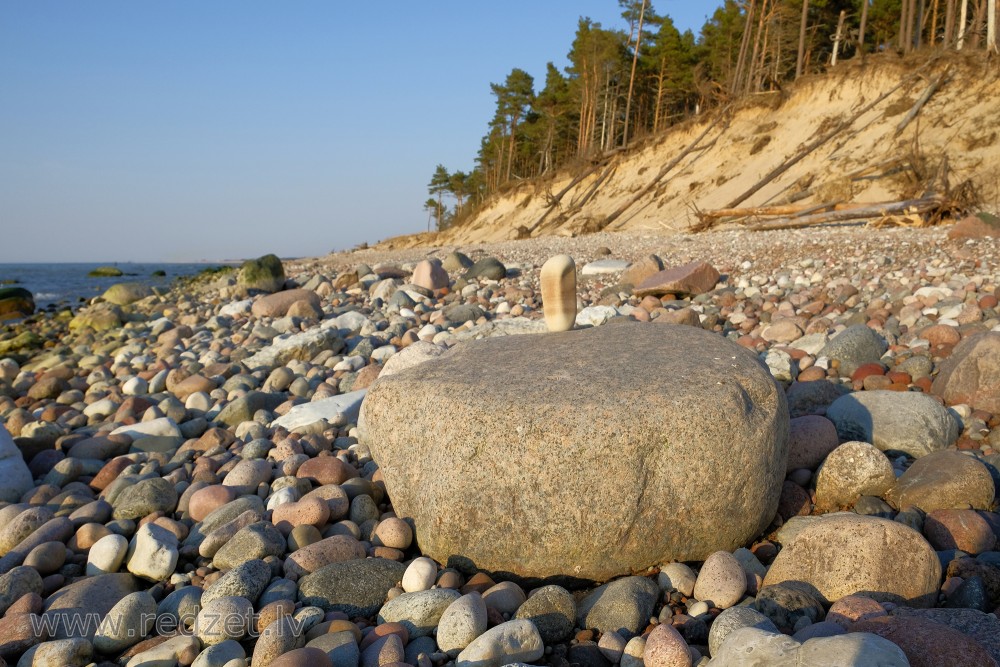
<box><xmin>360</xmin><ymin>322</ymin><xmax>789</xmax><ymax>581</ymax></box>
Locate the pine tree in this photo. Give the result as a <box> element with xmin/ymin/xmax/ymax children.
<box><xmin>533</xmin><ymin>63</ymin><xmax>576</xmax><ymax>174</ymax></box>
<box><xmin>488</xmin><ymin>68</ymin><xmax>536</xmax><ymax>185</ymax></box>
<box><xmin>646</xmin><ymin>16</ymin><xmax>697</xmax><ymax>130</ymax></box>
<box><xmin>568</xmin><ymin>19</ymin><xmax>629</xmax><ymax>155</ymax></box>
<box><xmin>428</xmin><ymin>165</ymin><xmax>450</xmax><ymax>231</ymax></box>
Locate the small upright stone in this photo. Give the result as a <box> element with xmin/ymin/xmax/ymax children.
<box><xmin>540</xmin><ymin>254</ymin><xmax>577</xmax><ymax>332</ymax></box>
<box><xmin>411</xmin><ymin>259</ymin><xmax>449</xmax><ymax>291</ymax></box>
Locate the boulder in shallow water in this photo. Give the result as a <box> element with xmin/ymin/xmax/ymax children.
<box><xmin>361</xmin><ymin>322</ymin><xmax>789</xmax><ymax>581</ymax></box>
<box><xmin>0</xmin><ymin>287</ymin><xmax>34</xmax><ymax>320</ymax></box>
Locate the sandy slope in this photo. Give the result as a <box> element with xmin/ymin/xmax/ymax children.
<box><xmin>382</xmin><ymin>53</ymin><xmax>1000</xmax><ymax>250</ymax></box>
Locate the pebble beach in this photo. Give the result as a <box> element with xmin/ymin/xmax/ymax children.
<box><xmin>2</xmin><ymin>221</ymin><xmax>1000</xmax><ymax>666</ymax></box>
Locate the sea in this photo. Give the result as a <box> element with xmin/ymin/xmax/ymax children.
<box><xmin>0</xmin><ymin>263</ymin><xmax>234</xmax><ymax>312</ymax></box>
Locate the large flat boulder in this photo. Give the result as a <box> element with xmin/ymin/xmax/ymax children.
<box><xmin>360</xmin><ymin>323</ymin><xmax>789</xmax><ymax>581</ymax></box>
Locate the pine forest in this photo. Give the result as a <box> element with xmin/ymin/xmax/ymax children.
<box><xmin>425</xmin><ymin>0</ymin><xmax>999</xmax><ymax>232</ymax></box>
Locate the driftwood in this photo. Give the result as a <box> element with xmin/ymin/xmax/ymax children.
<box><xmin>698</xmin><ymin>200</ymin><xmax>838</xmax><ymax>220</ymax></box>
<box><xmin>544</xmin><ymin>165</ymin><xmax>601</xmax><ymax>206</ymax></box>
<box><xmin>744</xmin><ymin>196</ymin><xmax>945</xmax><ymax>231</ymax></box>
<box><xmin>727</xmin><ymin>69</ymin><xmax>933</xmax><ymax>212</ymax></box>
<box><xmin>570</xmin><ymin>162</ymin><xmax>619</xmax><ymax>211</ymax></box>
<box><xmin>530</xmin><ymin>160</ymin><xmax>610</xmax><ymax>234</ymax></box>
<box><xmin>599</xmin><ymin>111</ymin><xmax>730</xmax><ymax>230</ymax></box>
<box><xmin>895</xmin><ymin>68</ymin><xmax>953</xmax><ymax>136</ymax></box>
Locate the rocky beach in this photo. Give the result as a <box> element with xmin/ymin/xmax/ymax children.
<box><xmin>2</xmin><ymin>220</ymin><xmax>1000</xmax><ymax>666</ymax></box>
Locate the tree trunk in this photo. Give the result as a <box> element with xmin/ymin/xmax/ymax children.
<box><xmin>917</xmin><ymin>0</ymin><xmax>926</xmax><ymax>48</ymax></box>
<box><xmin>796</xmin><ymin>0</ymin><xmax>809</xmax><ymax>78</ymax></box>
<box><xmin>972</xmin><ymin>0</ymin><xmax>987</xmax><ymax>48</ymax></box>
<box><xmin>988</xmin><ymin>0</ymin><xmax>997</xmax><ymax>51</ymax></box>
<box><xmin>653</xmin><ymin>54</ymin><xmax>666</xmax><ymax>134</ymax></box>
<box><xmin>747</xmin><ymin>0</ymin><xmax>770</xmax><ymax>92</ymax></box>
<box><xmin>958</xmin><ymin>0</ymin><xmax>970</xmax><ymax>47</ymax></box>
<box><xmin>832</xmin><ymin>10</ymin><xmax>847</xmax><ymax>64</ymax></box>
<box><xmin>505</xmin><ymin>114</ymin><xmax>519</xmax><ymax>182</ymax></box>
<box><xmin>945</xmin><ymin>0</ymin><xmax>957</xmax><ymax>46</ymax></box>
<box><xmin>901</xmin><ymin>0</ymin><xmax>910</xmax><ymax>50</ymax></box>
<box><xmin>930</xmin><ymin>0</ymin><xmax>940</xmax><ymax>45</ymax></box>
<box><xmin>622</xmin><ymin>0</ymin><xmax>646</xmax><ymax>147</ymax></box>
<box><xmin>733</xmin><ymin>0</ymin><xmax>757</xmax><ymax>93</ymax></box>
<box><xmin>859</xmin><ymin>0</ymin><xmax>870</xmax><ymax>53</ymax></box>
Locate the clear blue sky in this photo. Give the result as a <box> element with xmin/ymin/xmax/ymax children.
<box><xmin>1</xmin><ymin>2</ymin><xmax>718</xmax><ymax>262</ymax></box>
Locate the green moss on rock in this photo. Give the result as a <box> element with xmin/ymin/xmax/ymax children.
<box><xmin>88</xmin><ymin>266</ymin><xmax>123</xmax><ymax>277</ymax></box>
<box><xmin>238</xmin><ymin>254</ymin><xmax>285</xmax><ymax>294</ymax></box>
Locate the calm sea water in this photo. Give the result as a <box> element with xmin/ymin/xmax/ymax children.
<box><xmin>0</xmin><ymin>263</ymin><xmax>230</xmax><ymax>311</ymax></box>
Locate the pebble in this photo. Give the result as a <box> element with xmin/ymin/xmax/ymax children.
<box><xmin>189</xmin><ymin>485</ymin><xmax>237</xmax><ymax>522</ymax></box>
<box><xmin>643</xmin><ymin>623</ymin><xmax>692</xmax><ymax>667</ymax></box>
<box><xmin>826</xmin><ymin>390</ymin><xmax>960</xmax><ymax>458</ymax></box>
<box><xmin>513</xmin><ymin>584</ymin><xmax>576</xmax><ymax>644</ymax></box>
<box><xmin>19</xmin><ymin>637</ymin><xmax>93</xmax><ymax>666</ymax></box>
<box><xmin>212</xmin><ymin>520</ymin><xmax>286</xmax><ymax>569</ymax></box>
<box><xmin>813</xmin><ymin>440</ymin><xmax>895</xmax><ymax>511</ymax></box>
<box><xmin>203</xmin><ymin>558</ymin><xmax>272</xmax><ymax>605</ymax></box>
<box><xmin>94</xmin><ymin>590</ymin><xmax>157</xmax><ymax>654</ymax></box>
<box><xmin>86</xmin><ymin>532</ymin><xmax>129</xmax><ymax>575</ymax></box>
<box><xmin>708</xmin><ymin>605</ymin><xmax>780</xmax><ymax>656</ymax></box>
<box><xmin>196</xmin><ymin>596</ymin><xmax>255</xmax><ymax>645</ymax></box>
<box><xmin>692</xmin><ymin>551</ymin><xmax>746</xmax><ymax>609</ymax></box>
<box><xmin>785</xmin><ymin>415</ymin><xmax>840</xmax><ymax>471</ymax></box>
<box><xmin>283</xmin><ymin>534</ymin><xmax>367</xmax><ymax>578</ymax></box>
<box><xmin>126</xmin><ymin>522</ymin><xmax>179</xmax><ymax>581</ymax></box>
<box><xmin>192</xmin><ymin>639</ymin><xmax>247</xmax><ymax>667</ymax></box>
<box><xmin>658</xmin><ymin>563</ymin><xmax>697</xmax><ymax>597</ymax></box>
<box><xmin>125</xmin><ymin>634</ymin><xmax>200</xmax><ymax>667</ymax></box>
<box><xmin>923</xmin><ymin>508</ymin><xmax>997</xmax><ymax>554</ymax></box>
<box><xmin>763</xmin><ymin>514</ymin><xmax>941</xmax><ymax>608</ymax></box>
<box><xmin>437</xmin><ymin>592</ymin><xmax>488</xmax><ymax>654</ymax></box>
<box><xmin>577</xmin><ymin>576</ymin><xmax>659</xmax><ymax>638</ymax></box>
<box><xmin>9</xmin><ymin>228</ymin><xmax>1000</xmax><ymax>666</ymax></box>
<box><xmin>373</xmin><ymin>517</ymin><xmax>413</xmax><ymax>550</ymax></box>
<box><xmin>401</xmin><ymin>556</ymin><xmax>438</xmax><ymax>593</ymax></box>
<box><xmin>359</xmin><ymin>633</ymin><xmax>405</xmax><ymax>667</ymax></box>
<box><xmin>886</xmin><ymin>450</ymin><xmax>996</xmax><ymax>512</ymax></box>
<box><xmin>158</xmin><ymin>585</ymin><xmax>203</xmax><ymax>630</ymax></box>
<box><xmin>711</xmin><ymin>626</ymin><xmax>908</xmax><ymax>666</ymax></box>
<box><xmin>252</xmin><ymin>614</ymin><xmax>308</xmax><ymax>667</ymax></box>
<box><xmin>455</xmin><ymin>619</ymin><xmax>543</xmax><ymax>667</ymax></box>
<box><xmin>377</xmin><ymin>588</ymin><xmax>461</xmax><ymax>637</ymax></box>
<box><xmin>481</xmin><ymin>581</ymin><xmax>526</xmax><ymax>615</ymax></box>
<box><xmin>272</xmin><ymin>496</ymin><xmax>332</xmax><ymax>535</ymax></box>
